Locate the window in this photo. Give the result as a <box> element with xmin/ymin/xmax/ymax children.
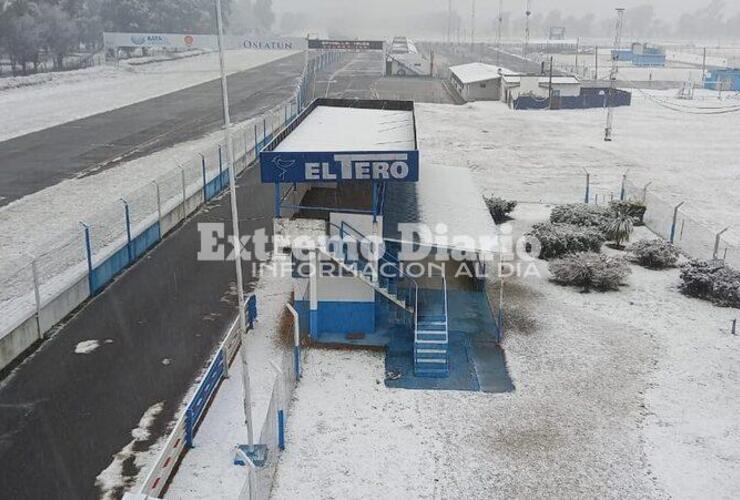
<box><xmin>480</xmin><ymin>83</ymin><xmax>487</xmax><ymax>88</ymax></box>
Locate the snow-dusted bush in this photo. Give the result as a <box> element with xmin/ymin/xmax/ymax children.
<box><xmin>549</xmin><ymin>252</ymin><xmax>631</xmax><ymax>292</ymax></box>
<box><xmin>550</xmin><ymin>204</ymin><xmax>613</xmax><ymax>232</ymax></box>
<box><xmin>527</xmin><ymin>223</ymin><xmax>605</xmax><ymax>260</ymax></box>
<box><xmin>484</xmin><ymin>196</ymin><xmax>518</xmax><ymax>223</ymax></box>
<box><xmin>609</xmin><ymin>200</ymin><xmax>647</xmax><ymax>225</ymax></box>
<box><xmin>679</xmin><ymin>260</ymin><xmax>740</xmax><ymax>308</ymax></box>
<box><xmin>628</xmin><ymin>239</ymin><xmax>680</xmax><ymax>269</ymax></box>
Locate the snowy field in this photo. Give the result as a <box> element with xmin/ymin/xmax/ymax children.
<box><xmin>0</xmin><ymin>48</ymin><xmax>297</xmax><ymax>142</ymax></box>
<box><xmin>414</xmin><ymin>91</ymin><xmax>740</xmax><ymax>244</ymax></box>
<box><xmin>270</xmin><ymin>207</ymin><xmax>740</xmax><ymax>499</ymax></box>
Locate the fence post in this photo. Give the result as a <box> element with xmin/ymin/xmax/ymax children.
<box><xmin>80</xmin><ymin>222</ymin><xmax>94</xmax><ymax>294</ymax></box>
<box><xmin>218</xmin><ymin>145</ymin><xmax>224</xmax><ymax>192</ymax></box>
<box><xmin>254</xmin><ymin>123</ymin><xmax>258</xmax><ymax>152</ymax></box>
<box><xmin>713</xmin><ymin>227</ymin><xmax>730</xmax><ymax>261</ymax></box>
<box><xmin>30</xmin><ymin>257</ymin><xmax>42</xmax><ymax>339</ymax></box>
<box><xmin>498</xmin><ymin>279</ymin><xmax>504</xmax><ymax>343</ymax></box>
<box><xmin>583</xmin><ymin>169</ymin><xmax>590</xmax><ymax>204</ymax></box>
<box><xmin>670</xmin><ymin>201</ymin><xmax>685</xmax><ymax>244</ymax></box>
<box><xmin>121</xmin><ymin>198</ymin><xmax>132</xmax><ymax>262</ymax></box>
<box><xmin>185</xmin><ymin>407</ymin><xmax>194</xmax><ymax>449</ymax></box>
<box><xmin>152</xmin><ymin>181</ymin><xmax>162</xmax><ymax>227</ymax></box>
<box><xmin>642</xmin><ymin>181</ymin><xmax>652</xmax><ymax>204</ymax></box>
<box><xmin>286</xmin><ymin>303</ymin><xmax>302</xmax><ymax>380</ymax></box>
<box><xmin>178</xmin><ymin>165</ymin><xmax>187</xmax><ymax>207</ymax></box>
<box><xmin>620</xmin><ymin>173</ymin><xmax>627</xmax><ymax>201</ymax></box>
<box><xmin>200</xmin><ymin>154</ymin><xmax>207</xmax><ymax>201</ymax></box>
<box><xmin>269</xmin><ymin>360</ymin><xmax>286</xmax><ymax>450</ymax></box>
<box><xmin>732</xmin><ymin>319</ymin><xmax>737</xmax><ymax>336</ymax></box>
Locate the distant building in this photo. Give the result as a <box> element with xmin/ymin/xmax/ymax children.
<box><xmin>502</xmin><ymin>74</ymin><xmax>631</xmax><ymax>110</ymax></box>
<box><xmin>449</xmin><ymin>62</ymin><xmax>514</xmax><ymax>101</ymax></box>
<box><xmin>611</xmin><ymin>43</ymin><xmax>666</xmax><ymax>67</ymax></box>
<box><xmin>704</xmin><ymin>68</ymin><xmax>740</xmax><ymax>91</ymax></box>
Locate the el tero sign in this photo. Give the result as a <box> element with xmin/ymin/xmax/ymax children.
<box><xmin>260</xmin><ymin>151</ymin><xmax>420</xmax><ymax>183</ymax></box>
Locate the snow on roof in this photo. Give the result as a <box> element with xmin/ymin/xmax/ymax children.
<box><xmin>274</xmin><ymin>106</ymin><xmax>416</xmax><ymax>153</ymax></box>
<box><xmin>538</xmin><ymin>76</ymin><xmax>581</xmax><ymax>85</ymax></box>
<box><xmin>501</xmin><ymin>74</ymin><xmax>521</xmax><ymax>84</ymax></box>
<box><xmin>415</xmin><ymin>165</ymin><xmax>499</xmax><ymax>255</ymax></box>
<box><xmin>450</xmin><ymin>62</ymin><xmax>514</xmax><ymax>85</ymax></box>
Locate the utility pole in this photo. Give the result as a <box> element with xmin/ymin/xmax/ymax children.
<box><xmin>605</xmin><ymin>7</ymin><xmax>625</xmax><ymax>142</ymax></box>
<box><xmin>701</xmin><ymin>47</ymin><xmax>707</xmax><ymax>81</ymax></box>
<box><xmin>448</xmin><ymin>0</ymin><xmax>452</xmax><ymax>43</ymax></box>
<box><xmin>524</xmin><ymin>0</ymin><xmax>532</xmax><ymax>57</ymax></box>
<box><xmin>575</xmin><ymin>36</ymin><xmax>580</xmax><ymax>73</ymax></box>
<box><xmin>496</xmin><ymin>0</ymin><xmax>503</xmax><ymax>66</ymax></box>
<box><xmin>548</xmin><ymin>55</ymin><xmax>554</xmax><ymax>108</ymax></box>
<box><xmin>215</xmin><ymin>0</ymin><xmax>260</xmax><ymax>465</ymax></box>
<box><xmin>595</xmin><ymin>46</ymin><xmax>599</xmax><ymax>79</ymax></box>
<box><xmin>471</xmin><ymin>0</ymin><xmax>476</xmax><ymax>50</ymax></box>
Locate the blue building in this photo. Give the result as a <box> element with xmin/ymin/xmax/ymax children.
<box><xmin>704</xmin><ymin>69</ymin><xmax>740</xmax><ymax>91</ymax></box>
<box><xmin>611</xmin><ymin>43</ymin><xmax>666</xmax><ymax>67</ymax></box>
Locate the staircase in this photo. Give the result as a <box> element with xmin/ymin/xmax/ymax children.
<box><xmin>413</xmin><ymin>280</ymin><xmax>449</xmax><ymax>378</ymax></box>
<box><xmin>322</xmin><ymin>223</ymin><xmax>412</xmax><ymax>313</ymax></box>
<box><xmin>325</xmin><ymin>222</ymin><xmax>450</xmax><ymax>378</ymax></box>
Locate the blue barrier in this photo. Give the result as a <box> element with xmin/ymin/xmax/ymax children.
<box><xmin>185</xmin><ymin>348</ymin><xmax>226</xmax><ymax>448</ymax></box>
<box><xmin>89</xmin><ymin>221</ymin><xmax>161</xmax><ymax>294</ymax></box>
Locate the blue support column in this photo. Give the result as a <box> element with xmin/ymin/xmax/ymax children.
<box><xmin>293</xmin><ymin>345</ymin><xmax>301</xmax><ymax>380</ymax></box>
<box><xmin>185</xmin><ymin>407</ymin><xmax>194</xmax><ymax>448</ymax></box>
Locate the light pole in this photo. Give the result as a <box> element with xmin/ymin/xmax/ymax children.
<box><xmin>214</xmin><ymin>0</ymin><xmax>264</xmax><ymax>466</ymax></box>
<box><xmin>496</xmin><ymin>0</ymin><xmax>503</xmax><ymax>66</ymax></box>
<box><xmin>605</xmin><ymin>8</ymin><xmax>625</xmax><ymax>142</ymax></box>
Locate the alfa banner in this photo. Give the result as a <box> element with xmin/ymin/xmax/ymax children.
<box><xmin>103</xmin><ymin>32</ymin><xmax>307</xmax><ymax>51</ymax></box>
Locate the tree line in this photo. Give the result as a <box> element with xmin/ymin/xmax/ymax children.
<box><xmin>0</xmin><ymin>0</ymin><xmax>276</xmax><ymax>76</ymax></box>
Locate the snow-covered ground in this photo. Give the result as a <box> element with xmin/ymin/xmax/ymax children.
<box><xmin>414</xmin><ymin>92</ymin><xmax>740</xmax><ymax>243</ymax></box>
<box><xmin>270</xmin><ymin>206</ymin><xmax>740</xmax><ymax>499</ymax></box>
<box><xmin>0</xmin><ymin>48</ymin><xmax>297</xmax><ymax>142</ymax></box>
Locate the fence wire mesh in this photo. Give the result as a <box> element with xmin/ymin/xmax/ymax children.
<box><xmin>0</xmin><ymin>49</ymin><xmax>339</xmax><ymax>341</ymax></box>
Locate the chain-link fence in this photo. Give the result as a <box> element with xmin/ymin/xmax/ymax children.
<box><xmin>239</xmin><ymin>344</ymin><xmax>300</xmax><ymax>500</ymax></box>
<box><xmin>0</xmin><ymin>49</ymin><xmax>342</xmax><ymax>344</ymax></box>
<box><xmin>624</xmin><ymin>179</ymin><xmax>740</xmax><ymax>268</ymax></box>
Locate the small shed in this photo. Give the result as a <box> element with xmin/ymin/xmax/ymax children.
<box><xmin>449</xmin><ymin>62</ymin><xmax>514</xmax><ymax>102</ymax></box>
<box><xmin>704</xmin><ymin>68</ymin><xmax>740</xmax><ymax>91</ymax></box>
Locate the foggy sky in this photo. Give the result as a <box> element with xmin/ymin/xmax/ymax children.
<box><xmin>272</xmin><ymin>0</ymin><xmax>740</xmax><ymax>39</ymax></box>
<box><xmin>275</xmin><ymin>0</ymin><xmax>738</xmax><ymax>20</ymax></box>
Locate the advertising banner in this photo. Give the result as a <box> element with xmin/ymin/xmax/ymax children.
<box><xmin>103</xmin><ymin>32</ymin><xmax>307</xmax><ymax>51</ymax></box>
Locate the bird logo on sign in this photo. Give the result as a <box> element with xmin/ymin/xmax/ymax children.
<box><xmin>272</xmin><ymin>157</ymin><xmax>296</xmax><ymax>181</ymax></box>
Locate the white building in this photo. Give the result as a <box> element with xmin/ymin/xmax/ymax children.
<box><xmin>501</xmin><ymin>74</ymin><xmax>581</xmax><ymax>106</ymax></box>
<box><xmin>449</xmin><ymin>62</ymin><xmax>515</xmax><ymax>102</ymax></box>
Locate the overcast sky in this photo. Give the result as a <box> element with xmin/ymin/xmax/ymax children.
<box><xmin>274</xmin><ymin>0</ymin><xmax>738</xmax><ymax>20</ymax></box>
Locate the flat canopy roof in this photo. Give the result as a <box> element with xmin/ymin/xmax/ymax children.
<box><xmin>274</xmin><ymin>106</ymin><xmax>416</xmax><ymax>153</ymax></box>
<box><xmin>450</xmin><ymin>62</ymin><xmax>514</xmax><ymax>84</ymax></box>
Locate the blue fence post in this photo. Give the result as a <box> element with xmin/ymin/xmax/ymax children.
<box><xmin>278</xmin><ymin>409</ymin><xmax>285</xmax><ymax>450</ymax></box>
<box><xmin>201</xmin><ymin>154</ymin><xmax>207</xmax><ymax>201</ymax></box>
<box><xmin>185</xmin><ymin>408</ymin><xmax>194</xmax><ymax>448</ymax></box>
<box><xmin>294</xmin><ymin>344</ymin><xmax>301</xmax><ymax>380</ymax></box>
<box><xmin>218</xmin><ymin>145</ymin><xmax>223</xmax><ymax>192</ymax></box>
<box><xmin>81</xmin><ymin>222</ymin><xmax>94</xmax><ymax>294</ymax></box>
<box><xmin>122</xmin><ymin>199</ymin><xmax>132</xmax><ymax>263</ymax></box>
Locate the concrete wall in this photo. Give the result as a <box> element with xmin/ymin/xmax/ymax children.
<box><xmin>462</xmin><ymin>78</ymin><xmax>501</xmax><ymax>102</ymax></box>
<box><xmin>0</xmin><ymin>316</ymin><xmax>39</xmax><ymax>371</ymax></box>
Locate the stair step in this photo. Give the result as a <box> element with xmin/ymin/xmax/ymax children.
<box><xmin>415</xmin><ymin>348</ymin><xmax>447</xmax><ymax>355</ymax></box>
<box><xmin>415</xmin><ymin>339</ymin><xmax>447</xmax><ymax>345</ymax></box>
<box><xmin>418</xmin><ymin>315</ymin><xmax>446</xmax><ymax>322</ymax></box>
<box><xmin>416</xmin><ymin>322</ymin><xmax>446</xmax><ymax>331</ymax></box>
<box><xmin>414</xmin><ymin>368</ymin><xmax>449</xmax><ymax>378</ymax></box>
<box><xmin>415</xmin><ymin>358</ymin><xmax>447</xmax><ymax>365</ymax></box>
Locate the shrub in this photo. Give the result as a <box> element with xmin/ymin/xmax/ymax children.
<box><xmin>679</xmin><ymin>260</ymin><xmax>740</xmax><ymax>308</ymax></box>
<box><xmin>627</xmin><ymin>239</ymin><xmax>680</xmax><ymax>269</ymax></box>
<box><xmin>484</xmin><ymin>196</ymin><xmax>518</xmax><ymax>223</ymax></box>
<box><xmin>527</xmin><ymin>222</ymin><xmax>605</xmax><ymax>260</ymax></box>
<box><xmin>610</xmin><ymin>200</ymin><xmax>647</xmax><ymax>225</ymax></box>
<box><xmin>549</xmin><ymin>252</ymin><xmax>631</xmax><ymax>292</ymax></box>
<box><xmin>550</xmin><ymin>204</ymin><xmax>613</xmax><ymax>232</ymax></box>
<box><xmin>604</xmin><ymin>210</ymin><xmax>634</xmax><ymax>248</ymax></box>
